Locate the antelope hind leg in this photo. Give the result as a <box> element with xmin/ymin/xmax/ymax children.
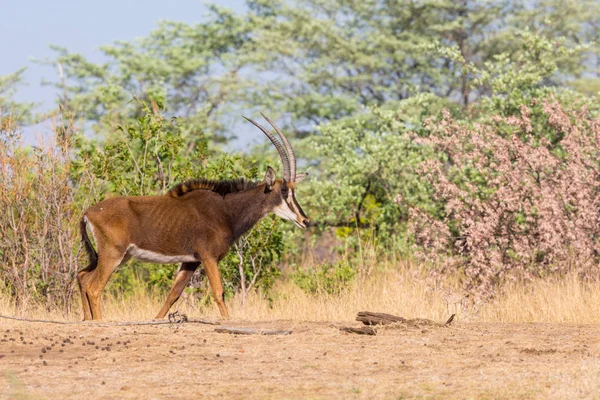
<box><xmin>77</xmin><ymin>262</ymin><xmax>97</xmax><ymax>321</ymax></box>
<box><xmin>86</xmin><ymin>252</ymin><xmax>128</xmax><ymax>320</ymax></box>
<box><xmin>155</xmin><ymin>262</ymin><xmax>200</xmax><ymax>319</ymax></box>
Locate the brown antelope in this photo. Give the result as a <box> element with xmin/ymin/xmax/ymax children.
<box><xmin>77</xmin><ymin>113</ymin><xmax>309</xmax><ymax>320</ymax></box>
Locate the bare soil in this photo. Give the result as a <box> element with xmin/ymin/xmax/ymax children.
<box><xmin>2</xmin><ymin>318</ymin><xmax>600</xmax><ymax>399</ymax></box>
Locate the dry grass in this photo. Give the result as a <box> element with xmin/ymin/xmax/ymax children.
<box><xmin>2</xmin><ymin>262</ymin><xmax>600</xmax><ymax>325</ymax></box>
<box><xmin>480</xmin><ymin>273</ymin><xmax>600</xmax><ymax>324</ymax></box>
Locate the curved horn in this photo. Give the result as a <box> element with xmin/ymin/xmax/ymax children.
<box><xmin>242</xmin><ymin>115</ymin><xmax>291</xmax><ymax>181</ymax></box>
<box><xmin>261</xmin><ymin>113</ymin><xmax>297</xmax><ymax>181</ymax></box>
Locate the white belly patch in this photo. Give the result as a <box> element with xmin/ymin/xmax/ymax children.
<box><xmin>127</xmin><ymin>245</ymin><xmax>197</xmax><ymax>264</ymax></box>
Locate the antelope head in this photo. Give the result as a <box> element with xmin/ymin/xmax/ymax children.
<box><xmin>243</xmin><ymin>113</ymin><xmax>310</xmax><ymax>229</ymax></box>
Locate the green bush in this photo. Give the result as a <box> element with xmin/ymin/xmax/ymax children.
<box><xmin>293</xmin><ymin>260</ymin><xmax>357</xmax><ymax>296</ymax></box>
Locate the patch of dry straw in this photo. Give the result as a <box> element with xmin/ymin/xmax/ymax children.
<box><xmin>2</xmin><ymin>263</ymin><xmax>600</xmax><ymax>325</ymax></box>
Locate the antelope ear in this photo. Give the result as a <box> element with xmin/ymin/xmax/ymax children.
<box><xmin>295</xmin><ymin>172</ymin><xmax>308</xmax><ymax>183</ymax></box>
<box><xmin>265</xmin><ymin>166</ymin><xmax>276</xmax><ymax>189</ymax></box>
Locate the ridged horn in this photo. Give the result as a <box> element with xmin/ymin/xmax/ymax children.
<box><xmin>261</xmin><ymin>112</ymin><xmax>297</xmax><ymax>181</ymax></box>
<box><xmin>242</xmin><ymin>115</ymin><xmax>291</xmax><ymax>181</ymax></box>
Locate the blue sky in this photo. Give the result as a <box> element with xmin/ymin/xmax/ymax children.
<box><xmin>2</xmin><ymin>0</ymin><xmax>251</xmax><ymax>144</ymax></box>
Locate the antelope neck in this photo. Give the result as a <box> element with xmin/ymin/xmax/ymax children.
<box><xmin>222</xmin><ymin>184</ymin><xmax>273</xmax><ymax>242</ymax></box>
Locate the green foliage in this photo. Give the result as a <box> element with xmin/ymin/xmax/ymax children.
<box><xmin>246</xmin><ymin>0</ymin><xmax>597</xmax><ymax>124</ymax></box>
<box><xmin>0</xmin><ymin>69</ymin><xmax>35</xmax><ymax>124</ymax></box>
<box><xmin>515</xmin><ymin>0</ymin><xmax>600</xmax><ymax>81</ymax></box>
<box><xmin>76</xmin><ymin>99</ymin><xmax>207</xmax><ymax>196</ymax></box>
<box><xmin>469</xmin><ymin>31</ymin><xmax>589</xmax><ymax>116</ymax></box>
<box><xmin>105</xmin><ymin>264</ymin><xmax>177</xmax><ymax>297</ymax></box>
<box><xmin>34</xmin><ymin>0</ymin><xmax>598</xmax><ymax>149</ymax></box>
<box><xmin>308</xmin><ymin>96</ymin><xmax>441</xmax><ymax>245</ymax></box>
<box><xmin>293</xmin><ymin>260</ymin><xmax>356</xmax><ymax>296</ymax></box>
<box><xmin>248</xmin><ymin>0</ymin><xmax>509</xmax><ymax>116</ymax></box>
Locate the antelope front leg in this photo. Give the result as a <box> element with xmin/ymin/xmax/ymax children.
<box><xmin>202</xmin><ymin>256</ymin><xmax>230</xmax><ymax>319</ymax></box>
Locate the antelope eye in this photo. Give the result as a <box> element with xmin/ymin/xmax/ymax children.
<box><xmin>281</xmin><ymin>186</ymin><xmax>289</xmax><ymax>196</ymax></box>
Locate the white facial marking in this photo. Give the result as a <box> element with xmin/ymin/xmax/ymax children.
<box><xmin>273</xmin><ymin>192</ymin><xmax>306</xmax><ymax>228</ymax></box>
<box><xmin>273</xmin><ymin>199</ymin><xmax>297</xmax><ymax>222</ymax></box>
<box><xmin>127</xmin><ymin>245</ymin><xmax>197</xmax><ymax>264</ymax></box>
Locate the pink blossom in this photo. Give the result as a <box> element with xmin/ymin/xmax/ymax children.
<box><xmin>409</xmin><ymin>100</ymin><xmax>600</xmax><ymax>300</ymax></box>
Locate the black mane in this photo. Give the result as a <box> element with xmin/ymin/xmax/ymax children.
<box><xmin>168</xmin><ymin>178</ymin><xmax>260</xmax><ymax>198</ymax></box>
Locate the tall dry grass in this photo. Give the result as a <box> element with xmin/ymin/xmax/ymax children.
<box><xmin>3</xmin><ymin>260</ymin><xmax>600</xmax><ymax>324</ymax></box>
<box><xmin>480</xmin><ymin>272</ymin><xmax>600</xmax><ymax>323</ymax></box>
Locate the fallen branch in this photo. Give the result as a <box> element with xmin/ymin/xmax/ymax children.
<box><xmin>356</xmin><ymin>311</ymin><xmax>406</xmax><ymax>326</ymax></box>
<box><xmin>0</xmin><ymin>314</ymin><xmax>77</xmax><ymax>325</ymax></box>
<box><xmin>87</xmin><ymin>318</ymin><xmax>220</xmax><ymax>327</ymax></box>
<box><xmin>215</xmin><ymin>327</ymin><xmax>292</xmax><ymax>335</ymax></box>
<box><xmin>356</xmin><ymin>311</ymin><xmax>456</xmax><ymax>328</ymax></box>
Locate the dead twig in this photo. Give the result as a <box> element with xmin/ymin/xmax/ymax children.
<box><xmin>340</xmin><ymin>326</ymin><xmax>377</xmax><ymax>335</ymax></box>
<box><xmin>214</xmin><ymin>327</ymin><xmax>292</xmax><ymax>335</ymax></box>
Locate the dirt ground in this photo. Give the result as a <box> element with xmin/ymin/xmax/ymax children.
<box><xmin>1</xmin><ymin>318</ymin><xmax>600</xmax><ymax>399</ymax></box>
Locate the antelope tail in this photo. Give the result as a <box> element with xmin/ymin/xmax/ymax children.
<box><xmin>80</xmin><ymin>217</ymin><xmax>98</xmax><ymax>266</ymax></box>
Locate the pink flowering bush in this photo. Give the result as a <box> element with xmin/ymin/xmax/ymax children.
<box><xmin>409</xmin><ymin>99</ymin><xmax>600</xmax><ymax>299</ymax></box>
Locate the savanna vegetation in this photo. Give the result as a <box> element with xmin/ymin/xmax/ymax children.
<box><xmin>1</xmin><ymin>0</ymin><xmax>600</xmax><ymax>321</ymax></box>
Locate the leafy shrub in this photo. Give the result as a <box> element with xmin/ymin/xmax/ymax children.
<box><xmin>409</xmin><ymin>100</ymin><xmax>600</xmax><ymax>299</ymax></box>
<box><xmin>75</xmin><ymin>99</ymin><xmax>207</xmax><ymax>197</ymax></box>
<box><xmin>293</xmin><ymin>260</ymin><xmax>357</xmax><ymax>296</ymax></box>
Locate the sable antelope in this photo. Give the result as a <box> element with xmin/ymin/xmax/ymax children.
<box><xmin>77</xmin><ymin>113</ymin><xmax>309</xmax><ymax>320</ymax></box>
